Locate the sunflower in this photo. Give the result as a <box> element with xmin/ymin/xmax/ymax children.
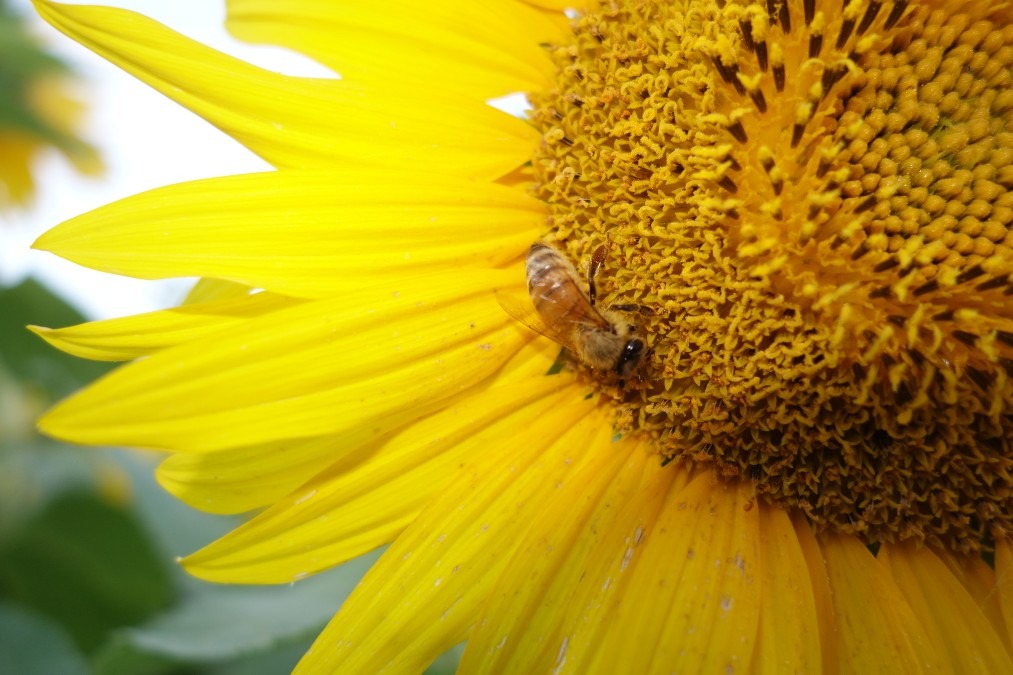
<box><xmin>30</xmin><ymin>0</ymin><xmax>1013</xmax><ymax>671</ymax></box>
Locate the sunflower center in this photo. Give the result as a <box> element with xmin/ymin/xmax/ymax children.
<box><xmin>529</xmin><ymin>0</ymin><xmax>1013</xmax><ymax>552</ymax></box>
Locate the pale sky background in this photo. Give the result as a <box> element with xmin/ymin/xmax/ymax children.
<box><xmin>1</xmin><ymin>0</ymin><xmax>334</xmax><ymax>320</ymax></box>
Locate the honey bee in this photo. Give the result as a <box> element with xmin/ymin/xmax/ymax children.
<box><xmin>501</xmin><ymin>242</ymin><xmax>646</xmax><ymax>378</ymax></box>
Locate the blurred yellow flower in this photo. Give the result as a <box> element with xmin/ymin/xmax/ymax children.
<box><xmin>0</xmin><ymin>2</ymin><xmax>99</xmax><ymax>207</ymax></box>
<box><xmin>31</xmin><ymin>0</ymin><xmax>1013</xmax><ymax>672</ymax></box>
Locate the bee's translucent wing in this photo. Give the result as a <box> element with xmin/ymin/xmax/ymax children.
<box><xmin>494</xmin><ymin>289</ymin><xmax>577</xmax><ymax>352</ymax></box>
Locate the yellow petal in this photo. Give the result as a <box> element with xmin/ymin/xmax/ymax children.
<box><xmin>935</xmin><ymin>549</ymin><xmax>1012</xmax><ymax>654</ymax></box>
<box><xmin>997</xmin><ymin>539</ymin><xmax>1013</xmax><ymax>651</ymax></box>
<box><xmin>550</xmin><ymin>458</ymin><xmax>687</xmax><ymax>675</ymax></box>
<box><xmin>33</xmin><ymin>1</ymin><xmax>537</xmax><ymax>179</ymax></box>
<box><xmin>518</xmin><ymin>0</ymin><xmax>592</xmax><ymax>34</ymax></box>
<box><xmin>821</xmin><ymin>534</ymin><xmax>944</xmax><ymax>674</ymax></box>
<box><xmin>520</xmin><ymin>0</ymin><xmax>590</xmax><ymax>10</ymax></box>
<box><xmin>879</xmin><ymin>543</ymin><xmax>1013</xmax><ymax>672</ymax></box>
<box><xmin>791</xmin><ymin>513</ymin><xmax>839</xmax><ymax>675</ymax></box>
<box><xmin>33</xmin><ymin>169</ymin><xmax>544</xmax><ymax>298</ymax></box>
<box><xmin>31</xmin><ymin>292</ymin><xmax>301</xmax><ymax>361</ymax></box>
<box><xmin>609</xmin><ymin>474</ymin><xmax>761</xmax><ymax>674</ymax></box>
<box><xmin>38</xmin><ymin>269</ymin><xmax>529</xmax><ymax>451</ymax></box>
<box><xmin>182</xmin><ymin>278</ymin><xmax>252</xmax><ymax>305</ymax></box>
<box><xmin>553</xmin><ymin>470</ymin><xmax>760</xmax><ymax>674</ymax></box>
<box><xmin>226</xmin><ymin>0</ymin><xmax>560</xmax><ymax>99</ymax></box>
<box><xmin>293</xmin><ymin>397</ymin><xmax>609</xmax><ymax>674</ymax></box>
<box><xmin>158</xmin><ymin>434</ymin><xmax>375</xmax><ymax>516</ymax></box>
<box><xmin>158</xmin><ymin>342</ymin><xmax>566</xmax><ymax>516</ymax></box>
<box><xmin>458</xmin><ymin>437</ymin><xmax>651</xmax><ymax>675</ymax></box>
<box><xmin>753</xmin><ymin>505</ymin><xmax>822</xmax><ymax>674</ymax></box>
<box><xmin>180</xmin><ymin>377</ymin><xmax>576</xmax><ymax>579</ymax></box>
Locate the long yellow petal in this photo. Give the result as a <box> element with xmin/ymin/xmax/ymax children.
<box><xmin>293</xmin><ymin>397</ymin><xmax>608</xmax><ymax>674</ymax></box>
<box><xmin>880</xmin><ymin>543</ymin><xmax>1013</xmax><ymax>672</ymax></box>
<box><xmin>226</xmin><ymin>0</ymin><xmax>560</xmax><ymax>99</ymax></box>
<box><xmin>33</xmin><ymin>1</ymin><xmax>537</xmax><ymax>180</ymax></box>
<box><xmin>31</xmin><ymin>292</ymin><xmax>301</xmax><ymax>361</ymax></box>
<box><xmin>791</xmin><ymin>513</ymin><xmax>840</xmax><ymax>675</ymax></box>
<box><xmin>180</xmin><ymin>377</ymin><xmax>576</xmax><ymax>580</ymax></box>
<box><xmin>458</xmin><ymin>437</ymin><xmax>651</xmax><ymax>675</ymax></box>
<box><xmin>550</xmin><ymin>459</ymin><xmax>687</xmax><ymax>675</ymax></box>
<box><xmin>753</xmin><ymin>505</ymin><xmax>822</xmax><ymax>674</ymax></box>
<box><xmin>159</xmin><ymin>434</ymin><xmax>365</xmax><ymax>516</ymax></box>
<box><xmin>935</xmin><ymin>549</ymin><xmax>1012</xmax><ymax>654</ymax></box>
<box><xmin>822</xmin><ymin>534</ymin><xmax>944</xmax><ymax>674</ymax></box>
<box><xmin>638</xmin><ymin>475</ymin><xmax>760</xmax><ymax>674</ymax></box>
<box><xmin>38</xmin><ymin>269</ymin><xmax>528</xmax><ymax>451</ymax></box>
<box><xmin>33</xmin><ymin>169</ymin><xmax>543</xmax><ymax>298</ymax></box>
<box><xmin>158</xmin><ymin>342</ymin><xmax>566</xmax><ymax>516</ymax></box>
<box><xmin>559</xmin><ymin>471</ymin><xmax>760</xmax><ymax>674</ymax></box>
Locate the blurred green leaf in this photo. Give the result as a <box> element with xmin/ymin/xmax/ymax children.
<box><xmin>1</xmin><ymin>280</ymin><xmax>119</xmax><ymax>521</ymax></box>
<box><xmin>206</xmin><ymin>637</ymin><xmax>314</xmax><ymax>675</ymax></box>
<box><xmin>110</xmin><ymin>450</ymin><xmax>243</xmax><ymax>575</ymax></box>
<box><xmin>0</xmin><ymin>4</ymin><xmax>82</xmax><ymax>150</ymax></box>
<box><xmin>0</xmin><ymin>439</ymin><xmax>121</xmax><ymax>537</ymax></box>
<box><xmin>0</xmin><ymin>601</ymin><xmax>89</xmax><ymax>675</ymax></box>
<box><xmin>0</xmin><ymin>491</ymin><xmax>174</xmax><ymax>652</ymax></box>
<box><xmin>0</xmin><ymin>279</ymin><xmax>112</xmax><ymax>398</ymax></box>
<box><xmin>1</xmin><ymin>270</ymin><xmax>384</xmax><ymax>673</ymax></box>
<box><xmin>90</xmin><ymin>642</ymin><xmax>181</xmax><ymax>675</ymax></box>
<box><xmin>0</xmin><ymin>11</ymin><xmax>66</xmax><ymax>82</ymax></box>
<box><xmin>94</xmin><ymin>552</ymin><xmax>378</xmax><ymax>675</ymax></box>
<box><xmin>92</xmin><ymin>455</ymin><xmax>379</xmax><ymax>673</ymax></box>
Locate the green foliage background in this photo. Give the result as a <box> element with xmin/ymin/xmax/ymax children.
<box><xmin>0</xmin><ymin>0</ymin><xmax>98</xmax><ymax>167</ymax></box>
<box><xmin>0</xmin><ymin>281</ymin><xmax>464</xmax><ymax>674</ymax></box>
<box><xmin>0</xmin><ymin>280</ymin><xmax>387</xmax><ymax>674</ymax></box>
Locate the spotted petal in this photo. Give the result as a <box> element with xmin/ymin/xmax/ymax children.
<box><xmin>293</xmin><ymin>397</ymin><xmax>611</xmax><ymax>673</ymax></box>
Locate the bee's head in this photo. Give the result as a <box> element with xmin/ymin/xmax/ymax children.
<box><xmin>615</xmin><ymin>337</ymin><xmax>645</xmax><ymax>377</ymax></box>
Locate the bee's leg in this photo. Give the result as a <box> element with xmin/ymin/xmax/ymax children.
<box><xmin>609</xmin><ymin>303</ymin><xmax>655</xmax><ymax>316</ymax></box>
<box><xmin>587</xmin><ymin>243</ymin><xmax>608</xmax><ymax>306</ymax></box>
<box><xmin>600</xmin><ymin>365</ymin><xmax>626</xmax><ymax>390</ymax></box>
<box><xmin>636</xmin><ymin>347</ymin><xmax>655</xmax><ymax>385</ymax></box>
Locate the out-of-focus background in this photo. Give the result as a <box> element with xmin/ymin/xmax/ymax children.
<box><xmin>2</xmin><ymin>0</ymin><xmax>326</xmax><ymax>319</ymax></box>
<box><xmin>0</xmin><ymin>1</ymin><xmax>462</xmax><ymax>672</ymax></box>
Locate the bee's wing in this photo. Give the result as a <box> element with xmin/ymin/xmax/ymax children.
<box><xmin>494</xmin><ymin>289</ymin><xmax>577</xmax><ymax>351</ymax></box>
